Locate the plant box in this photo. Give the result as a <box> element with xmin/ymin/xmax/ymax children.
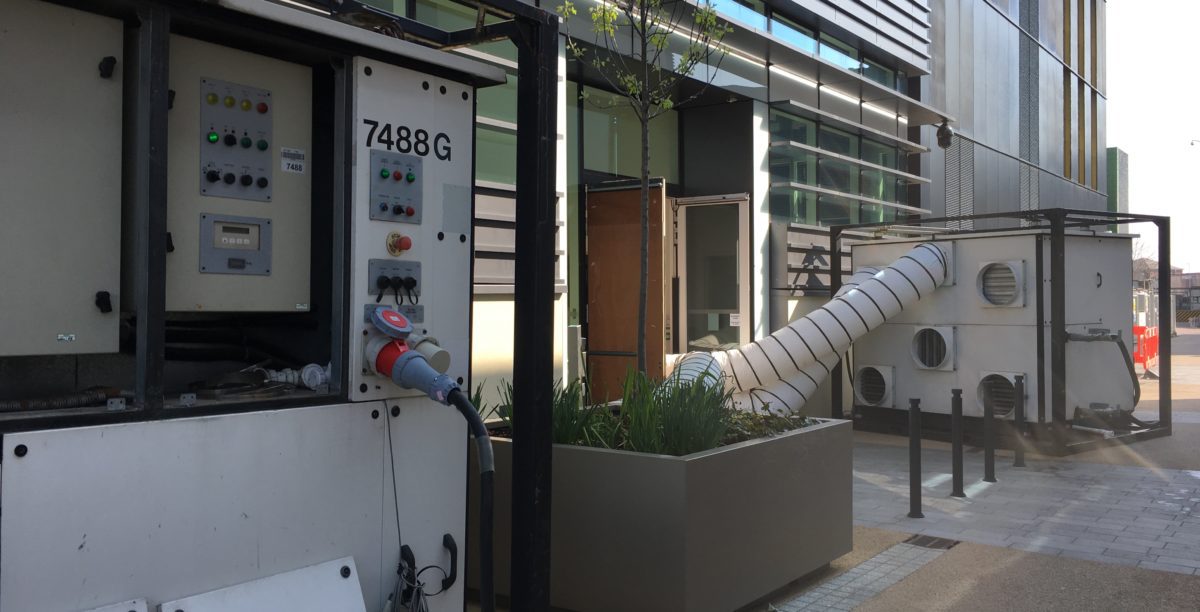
<box><xmin>468</xmin><ymin>418</ymin><xmax>852</xmax><ymax>612</ymax></box>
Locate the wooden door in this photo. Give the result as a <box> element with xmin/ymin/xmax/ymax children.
<box><xmin>585</xmin><ymin>185</ymin><xmax>665</xmax><ymax>403</ymax></box>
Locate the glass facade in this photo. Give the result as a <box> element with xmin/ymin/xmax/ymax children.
<box><xmin>580</xmin><ymin>87</ymin><xmax>679</xmax><ymax>183</ymax></box>
<box><xmin>711</xmin><ymin>0</ymin><xmax>767</xmax><ymax>30</ymax></box>
<box><xmin>768</xmin><ymin>109</ymin><xmax>904</xmax><ymax>226</ymax></box>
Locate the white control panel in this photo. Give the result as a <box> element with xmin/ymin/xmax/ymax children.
<box><xmin>165</xmin><ymin>35</ymin><xmax>312</xmax><ymax>312</ymax></box>
<box><xmin>348</xmin><ymin>57</ymin><xmax>475</xmax><ymax>401</ymax></box>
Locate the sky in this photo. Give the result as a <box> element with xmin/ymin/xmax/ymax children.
<box><xmin>1106</xmin><ymin>0</ymin><xmax>1200</xmax><ymax>270</ymax></box>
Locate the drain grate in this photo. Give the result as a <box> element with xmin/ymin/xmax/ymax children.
<box><xmin>904</xmin><ymin>534</ymin><xmax>960</xmax><ymax>550</ymax></box>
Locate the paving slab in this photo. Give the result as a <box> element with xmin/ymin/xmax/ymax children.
<box><xmin>855</xmin><ymin>540</ymin><xmax>1200</xmax><ymax>612</ymax></box>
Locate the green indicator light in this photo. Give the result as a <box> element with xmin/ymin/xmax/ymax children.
<box><xmin>257</xmin><ymin>139</ymin><xmax>269</xmax><ymax>151</ymax></box>
<box><xmin>406</xmin><ymin>172</ymin><xmax>416</xmax><ymax>183</ymax></box>
<box><xmin>380</xmin><ymin>168</ymin><xmax>391</xmax><ymax>179</ymax></box>
<box><xmin>240</xmin><ymin>137</ymin><xmax>252</xmax><ymax>148</ymax></box>
<box><xmin>207</xmin><ymin>131</ymin><xmax>220</xmax><ymax>143</ymax></box>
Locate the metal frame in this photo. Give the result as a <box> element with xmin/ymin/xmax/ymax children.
<box><xmin>828</xmin><ymin>208</ymin><xmax>1172</xmax><ymax>453</ymax></box>
<box><xmin>6</xmin><ymin>0</ymin><xmax>560</xmax><ymax>608</ymax></box>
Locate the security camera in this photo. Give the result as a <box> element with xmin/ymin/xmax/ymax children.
<box><xmin>936</xmin><ymin>121</ymin><xmax>954</xmax><ymax>149</ymax></box>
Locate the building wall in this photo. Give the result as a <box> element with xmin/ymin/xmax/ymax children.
<box><xmin>922</xmin><ymin>0</ymin><xmax>1107</xmax><ymax>226</ymax></box>
<box><xmin>785</xmin><ymin>0</ymin><xmax>933</xmax><ymax>73</ymax></box>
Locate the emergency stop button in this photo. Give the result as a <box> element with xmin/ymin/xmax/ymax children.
<box><xmin>386</xmin><ymin>232</ymin><xmax>413</xmax><ymax>256</ymax></box>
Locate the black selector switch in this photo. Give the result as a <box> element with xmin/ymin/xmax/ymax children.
<box><xmin>240</xmin><ymin>174</ymin><xmax>253</xmax><ymax>186</ymax></box>
<box><xmin>392</xmin><ymin>204</ymin><xmax>405</xmax><ymax>215</ymax></box>
<box><xmin>223</xmin><ymin>173</ymin><xmax>236</xmax><ymax>184</ymax></box>
<box><xmin>223</xmin><ymin>133</ymin><xmax>237</xmax><ymax>147</ymax></box>
<box><xmin>205</xmin><ymin>170</ymin><xmax>221</xmax><ymax>183</ymax></box>
<box><xmin>256</xmin><ymin>177</ymin><xmax>269</xmax><ymax>188</ymax></box>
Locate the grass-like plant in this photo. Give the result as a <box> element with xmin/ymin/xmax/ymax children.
<box><xmin>474</xmin><ymin>370</ymin><xmax>817</xmax><ymax>456</ymax></box>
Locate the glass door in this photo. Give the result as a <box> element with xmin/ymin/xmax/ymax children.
<box><xmin>676</xmin><ymin>196</ymin><xmax>751</xmax><ymax>352</ymax></box>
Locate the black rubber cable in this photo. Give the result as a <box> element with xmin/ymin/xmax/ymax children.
<box><xmin>447</xmin><ymin>387</ymin><xmax>495</xmax><ymax>612</ymax></box>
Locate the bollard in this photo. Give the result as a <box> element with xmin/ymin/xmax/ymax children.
<box><xmin>908</xmin><ymin>398</ymin><xmax>924</xmax><ymax>519</ymax></box>
<box><xmin>950</xmin><ymin>389</ymin><xmax>965</xmax><ymax>497</ymax></box>
<box><xmin>1013</xmin><ymin>375</ymin><xmax>1026</xmax><ymax>468</ymax></box>
<box><xmin>983</xmin><ymin>394</ymin><xmax>997</xmax><ymax>483</ymax></box>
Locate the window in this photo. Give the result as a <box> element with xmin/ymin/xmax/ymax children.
<box><xmin>817</xmin><ymin>195</ymin><xmax>856</xmax><ymax>225</ymax></box>
<box><xmin>819</xmin><ymin>33</ymin><xmax>861</xmax><ymax>73</ymax></box>
<box><xmin>581</xmin><ymin>86</ymin><xmax>678</xmax><ymax>182</ymax></box>
<box><xmin>711</xmin><ymin>0</ymin><xmax>767</xmax><ymax>30</ymax></box>
<box><xmin>861</xmin><ymin>57</ymin><xmax>896</xmax><ymax>90</ymax></box>
<box><xmin>771</xmin><ymin>15</ymin><xmax>816</xmax><ymax>54</ymax></box>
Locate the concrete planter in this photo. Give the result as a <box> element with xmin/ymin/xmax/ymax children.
<box><xmin>468</xmin><ymin>418</ymin><xmax>852</xmax><ymax>612</ymax></box>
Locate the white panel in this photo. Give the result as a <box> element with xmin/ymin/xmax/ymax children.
<box><xmin>85</xmin><ymin>599</ymin><xmax>148</xmax><ymax>612</ymax></box>
<box><xmin>348</xmin><ymin>57</ymin><xmax>474</xmax><ymax>402</ymax></box>
<box><xmin>0</xmin><ymin>0</ymin><xmax>123</xmax><ymax>355</ymax></box>
<box><xmin>165</xmin><ymin>35</ymin><xmax>312</xmax><ymax>312</ymax></box>
<box><xmin>0</xmin><ymin>404</ymin><xmax>386</xmax><ymax>612</ymax></box>
<box><xmin>159</xmin><ymin>557</ymin><xmax>365</xmax><ymax>612</ymax></box>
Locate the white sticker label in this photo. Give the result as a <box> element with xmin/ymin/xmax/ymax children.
<box><xmin>729</xmin><ymin>313</ymin><xmax>741</xmax><ymax>327</ymax></box>
<box><xmin>280</xmin><ymin>147</ymin><xmax>306</xmax><ymax>174</ymax></box>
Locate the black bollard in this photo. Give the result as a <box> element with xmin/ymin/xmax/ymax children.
<box><xmin>951</xmin><ymin>389</ymin><xmax>965</xmax><ymax>497</ymax></box>
<box><xmin>908</xmin><ymin>398</ymin><xmax>924</xmax><ymax>519</ymax></box>
<box><xmin>1013</xmin><ymin>375</ymin><xmax>1026</xmax><ymax>468</ymax></box>
<box><xmin>983</xmin><ymin>394</ymin><xmax>997</xmax><ymax>483</ymax></box>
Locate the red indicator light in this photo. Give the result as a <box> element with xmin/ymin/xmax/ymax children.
<box><xmin>256</xmin><ymin>102</ymin><xmax>269</xmax><ymax>114</ymax></box>
<box><xmin>392</xmin><ymin>170</ymin><xmax>403</xmax><ymax>181</ymax></box>
<box><xmin>405</xmin><ymin>206</ymin><xmax>415</xmax><ymax>216</ymax></box>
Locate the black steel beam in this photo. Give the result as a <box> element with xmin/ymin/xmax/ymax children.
<box><xmin>1158</xmin><ymin>218</ymin><xmax>1172</xmax><ymax>433</ymax></box>
<box><xmin>129</xmin><ymin>5</ymin><xmax>170</xmax><ymax>413</ymax></box>
<box><xmin>509</xmin><ymin>14</ymin><xmax>559</xmax><ymax>612</ymax></box>
<box><xmin>446</xmin><ymin>21</ymin><xmax>520</xmax><ymax>47</ymax></box>
<box><xmin>1048</xmin><ymin>210</ymin><xmax>1067</xmax><ymax>430</ymax></box>
<box><xmin>829</xmin><ymin>227</ymin><xmax>843</xmax><ymax>419</ymax></box>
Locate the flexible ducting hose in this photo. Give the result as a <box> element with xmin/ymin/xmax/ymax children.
<box><xmin>673</xmin><ymin>243</ymin><xmax>948</xmax><ymax>414</ymax></box>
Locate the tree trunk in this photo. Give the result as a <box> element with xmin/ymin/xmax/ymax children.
<box><xmin>637</xmin><ymin>114</ymin><xmax>650</xmax><ymax>373</ymax></box>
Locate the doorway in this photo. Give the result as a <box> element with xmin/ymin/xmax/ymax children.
<box><xmin>671</xmin><ymin>195</ymin><xmax>752</xmax><ymax>353</ymax></box>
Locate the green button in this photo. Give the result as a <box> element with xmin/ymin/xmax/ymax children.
<box><xmin>380</xmin><ymin>168</ymin><xmax>391</xmax><ymax>179</ymax></box>
<box><xmin>207</xmin><ymin>131</ymin><xmax>220</xmax><ymax>144</ymax></box>
<box><xmin>240</xmin><ymin>137</ymin><xmax>253</xmax><ymax>148</ymax></box>
<box><xmin>257</xmin><ymin>139</ymin><xmax>269</xmax><ymax>151</ymax></box>
<box><xmin>406</xmin><ymin>172</ymin><xmax>416</xmax><ymax>183</ymax></box>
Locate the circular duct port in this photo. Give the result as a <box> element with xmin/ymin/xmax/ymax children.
<box><xmin>977</xmin><ymin>374</ymin><xmax>1016</xmax><ymax>418</ymax></box>
<box><xmin>913</xmin><ymin>328</ymin><xmax>949</xmax><ymax>368</ymax></box>
<box><xmin>857</xmin><ymin>367</ymin><xmax>888</xmax><ymax>405</ymax></box>
<box><xmin>979</xmin><ymin>263</ymin><xmax>1019</xmax><ymax>305</ymax></box>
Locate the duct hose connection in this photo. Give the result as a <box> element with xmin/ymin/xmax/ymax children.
<box><xmin>671</xmin><ymin>242</ymin><xmax>948</xmax><ymax>414</ymax></box>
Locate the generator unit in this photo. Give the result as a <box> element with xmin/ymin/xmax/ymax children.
<box><xmin>0</xmin><ymin>0</ymin><xmax>549</xmax><ymax>609</ymax></box>
<box><xmin>848</xmin><ymin>228</ymin><xmax>1140</xmax><ymax>440</ymax></box>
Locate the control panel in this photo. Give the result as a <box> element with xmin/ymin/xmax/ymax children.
<box><xmin>349</xmin><ymin>57</ymin><xmax>475</xmax><ymax>402</ymax></box>
<box><xmin>0</xmin><ymin>0</ymin><xmax>123</xmax><ymax>356</ymax></box>
<box><xmin>164</xmin><ymin>35</ymin><xmax>312</xmax><ymax>312</ymax></box>
<box><xmin>198</xmin><ymin>78</ymin><xmax>273</xmax><ymax>202</ymax></box>
<box><xmin>369</xmin><ymin>150</ymin><xmax>423</xmax><ymax>223</ymax></box>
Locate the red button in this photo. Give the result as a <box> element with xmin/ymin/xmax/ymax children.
<box><xmin>256</xmin><ymin>102</ymin><xmax>269</xmax><ymax>114</ymax></box>
<box><xmin>398</xmin><ymin>236</ymin><xmax>413</xmax><ymax>251</ymax></box>
<box><xmin>405</xmin><ymin>206</ymin><xmax>415</xmax><ymax>216</ymax></box>
<box><xmin>392</xmin><ymin>170</ymin><xmax>403</xmax><ymax>181</ymax></box>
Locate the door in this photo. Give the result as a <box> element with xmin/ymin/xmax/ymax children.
<box><xmin>674</xmin><ymin>196</ymin><xmax>752</xmax><ymax>353</ymax></box>
<box><xmin>585</xmin><ymin>184</ymin><xmax>666</xmax><ymax>403</ymax></box>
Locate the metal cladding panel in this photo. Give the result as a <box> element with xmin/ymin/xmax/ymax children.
<box><xmin>348</xmin><ymin>57</ymin><xmax>474</xmax><ymax>403</ymax></box>
<box><xmin>0</xmin><ymin>400</ymin><xmax>468</xmax><ymax>612</ymax></box>
<box><xmin>159</xmin><ymin>557</ymin><xmax>365</xmax><ymax>612</ymax></box>
<box><xmin>165</xmin><ymin>35</ymin><xmax>312</xmax><ymax>312</ymax></box>
<box><xmin>0</xmin><ymin>0</ymin><xmax>123</xmax><ymax>356</ymax></box>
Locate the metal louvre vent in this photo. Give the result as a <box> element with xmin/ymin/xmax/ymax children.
<box><xmin>858</xmin><ymin>367</ymin><xmax>887</xmax><ymax>405</ymax></box>
<box><xmin>914</xmin><ymin>328</ymin><xmax>948</xmax><ymax>368</ymax></box>
<box><xmin>979</xmin><ymin>374</ymin><xmax>1016</xmax><ymax>418</ymax></box>
<box><xmin>980</xmin><ymin>263</ymin><xmax>1019</xmax><ymax>305</ymax></box>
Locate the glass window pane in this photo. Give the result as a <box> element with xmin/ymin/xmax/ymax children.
<box><xmin>711</xmin><ymin>0</ymin><xmax>767</xmax><ymax>29</ymax></box>
<box><xmin>819</xmin><ymin>33</ymin><xmax>861</xmax><ymax>72</ymax></box>
<box><xmin>415</xmin><ymin>0</ymin><xmax>499</xmax><ymax>30</ymax></box>
<box><xmin>582</xmin><ymin>87</ymin><xmax>678</xmax><ymax>182</ymax></box>
<box><xmin>768</xmin><ymin>147</ymin><xmax>815</xmax><ymax>184</ymax></box>
<box><xmin>769</xmin><ymin>188</ymin><xmax>815</xmax><ymax>224</ymax></box>
<box><xmin>861</xmin><ymin>139</ymin><xmax>897</xmax><ymax>169</ymax></box>
<box><xmin>861</xmin><ymin>57</ymin><xmax>896</xmax><ymax>90</ymax></box>
<box><xmin>684</xmin><ymin>204</ymin><xmax>742</xmax><ymax>350</ymax></box>
<box><xmin>860</xmin><ymin>169</ymin><xmax>895</xmax><ymax>202</ymax></box>
<box><xmin>769</xmin><ymin>109</ymin><xmax>816</xmax><ymax>144</ymax></box>
<box><xmin>819</xmin><ymin>125</ymin><xmax>858</xmax><ymax>156</ymax></box>
<box><xmin>817</xmin><ymin>195</ymin><xmax>856</xmax><ymax>225</ymax></box>
<box><xmin>859</xmin><ymin>203</ymin><xmax>885</xmax><ymax>224</ymax></box>
<box><xmin>476</xmin><ymin>125</ymin><xmax>515</xmax><ymax>185</ymax></box>
<box><xmin>771</xmin><ymin>16</ymin><xmax>816</xmax><ymax>53</ymax></box>
<box><xmin>817</xmin><ymin>158</ymin><xmax>856</xmax><ymax>192</ymax></box>
<box><xmin>476</xmin><ymin>73</ymin><xmax>517</xmax><ymax>124</ymax></box>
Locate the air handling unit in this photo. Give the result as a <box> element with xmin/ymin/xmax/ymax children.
<box><xmin>830</xmin><ymin>209</ymin><xmax>1174</xmax><ymax>453</ymax></box>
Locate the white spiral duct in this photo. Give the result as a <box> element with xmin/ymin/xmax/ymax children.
<box><xmin>672</xmin><ymin>242</ymin><xmax>948</xmax><ymax>414</ymax></box>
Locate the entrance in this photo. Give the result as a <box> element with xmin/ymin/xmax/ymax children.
<box><xmin>672</xmin><ymin>195</ymin><xmax>752</xmax><ymax>353</ymax></box>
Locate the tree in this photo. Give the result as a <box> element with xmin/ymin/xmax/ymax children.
<box><xmin>558</xmin><ymin>0</ymin><xmax>731</xmax><ymax>372</ymax></box>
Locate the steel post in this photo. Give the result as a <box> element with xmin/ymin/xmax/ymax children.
<box><xmin>983</xmin><ymin>395</ymin><xmax>997</xmax><ymax>483</ymax></box>
<box><xmin>951</xmin><ymin>389</ymin><xmax>965</xmax><ymax>497</ymax></box>
<box><xmin>908</xmin><ymin>398</ymin><xmax>924</xmax><ymax>518</ymax></box>
<box><xmin>1014</xmin><ymin>375</ymin><xmax>1026</xmax><ymax>467</ymax></box>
